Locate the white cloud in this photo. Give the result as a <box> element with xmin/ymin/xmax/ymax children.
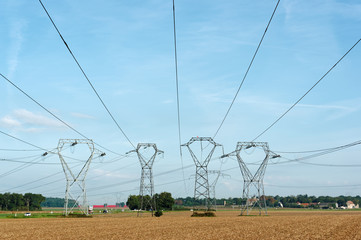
<box><xmin>0</xmin><ymin>109</ymin><xmax>66</xmax><ymax>132</ymax></box>
<box><xmin>0</xmin><ymin>115</ymin><xmax>22</xmax><ymax>128</ymax></box>
<box><xmin>92</xmin><ymin>169</ymin><xmax>135</xmax><ymax>179</ymax></box>
<box><xmin>221</xmin><ymin>180</ymin><xmax>239</xmax><ymax>192</ymax></box>
<box><xmin>13</xmin><ymin>109</ymin><xmax>64</xmax><ymax>127</ymax></box>
<box><xmin>7</xmin><ymin>20</ymin><xmax>26</xmax><ymax>79</ymax></box>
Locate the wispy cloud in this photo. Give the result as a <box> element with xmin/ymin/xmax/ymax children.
<box><xmin>0</xmin><ymin>109</ymin><xmax>66</xmax><ymax>132</ymax></box>
<box><xmin>13</xmin><ymin>109</ymin><xmax>64</xmax><ymax>127</ymax></box>
<box><xmin>0</xmin><ymin>115</ymin><xmax>22</xmax><ymax>128</ymax></box>
<box><xmin>92</xmin><ymin>169</ymin><xmax>135</xmax><ymax>179</ymax></box>
<box><xmin>189</xmin><ymin>83</ymin><xmax>360</xmax><ymax>121</ymax></box>
<box><xmin>7</xmin><ymin>20</ymin><xmax>26</xmax><ymax>79</ymax></box>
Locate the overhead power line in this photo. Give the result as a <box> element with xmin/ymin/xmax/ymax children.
<box><xmin>265</xmin><ymin>183</ymin><xmax>361</xmax><ymax>189</ymax></box>
<box><xmin>223</xmin><ymin>138</ymin><xmax>361</xmax><ymax>168</ymax></box>
<box><xmin>0</xmin><ymin>148</ymin><xmax>42</xmax><ymax>152</ymax></box>
<box><xmin>87</xmin><ymin>164</ymin><xmax>194</xmax><ymax>192</ymax></box>
<box><xmin>172</xmin><ymin>0</ymin><xmax>187</xmax><ymax>195</ymax></box>
<box><xmin>267</xmin><ymin>139</ymin><xmax>361</xmax><ymax>167</ymax></box>
<box><xmin>1</xmin><ymin>155</ymin><xmax>129</xmax><ymax>193</ymax></box>
<box><xmin>212</xmin><ymin>0</ymin><xmax>281</xmax><ymax>139</ymax></box>
<box><xmin>0</xmin><ymin>130</ymin><xmax>49</xmax><ymax>152</ymax></box>
<box><xmin>272</xmin><ymin>139</ymin><xmax>361</xmax><ymax>154</ymax></box>
<box><xmin>38</xmin><ymin>0</ymin><xmax>135</xmax><ymax>149</ymax></box>
<box><xmin>252</xmin><ymin>38</ymin><xmax>361</xmax><ymax>141</ymax></box>
<box><xmin>0</xmin><ymin>73</ymin><xmax>121</xmax><ymax>156</ymax></box>
<box><xmin>0</xmin><ymin>154</ymin><xmax>53</xmax><ymax>179</ymax></box>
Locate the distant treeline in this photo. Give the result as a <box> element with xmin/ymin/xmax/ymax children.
<box><xmin>176</xmin><ymin>195</ymin><xmax>361</xmax><ymax>208</ymax></box>
<box><xmin>41</xmin><ymin>197</ymin><xmax>78</xmax><ymax>208</ymax></box>
<box><xmin>127</xmin><ymin>192</ymin><xmax>175</xmax><ymax>211</ymax></box>
<box><xmin>0</xmin><ymin>193</ymin><xmax>45</xmax><ymax>211</ymax></box>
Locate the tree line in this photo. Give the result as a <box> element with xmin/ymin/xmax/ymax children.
<box><xmin>41</xmin><ymin>197</ymin><xmax>78</xmax><ymax>208</ymax></box>
<box><xmin>176</xmin><ymin>194</ymin><xmax>361</xmax><ymax>208</ymax></box>
<box><xmin>0</xmin><ymin>193</ymin><xmax>45</xmax><ymax>211</ymax></box>
<box><xmin>127</xmin><ymin>192</ymin><xmax>174</xmax><ymax>210</ymax></box>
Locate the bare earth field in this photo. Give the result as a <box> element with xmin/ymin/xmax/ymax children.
<box><xmin>1</xmin><ymin>210</ymin><xmax>361</xmax><ymax>239</ymax></box>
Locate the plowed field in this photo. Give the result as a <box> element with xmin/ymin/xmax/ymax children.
<box><xmin>1</xmin><ymin>210</ymin><xmax>361</xmax><ymax>239</ymax></box>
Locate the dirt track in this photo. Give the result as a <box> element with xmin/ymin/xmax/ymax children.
<box><xmin>1</xmin><ymin>210</ymin><xmax>361</xmax><ymax>239</ymax></box>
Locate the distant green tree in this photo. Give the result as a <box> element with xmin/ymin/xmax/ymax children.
<box><xmin>0</xmin><ymin>193</ymin><xmax>44</xmax><ymax>211</ymax></box>
<box><xmin>24</xmin><ymin>193</ymin><xmax>45</xmax><ymax>210</ymax></box>
<box><xmin>41</xmin><ymin>197</ymin><xmax>77</xmax><ymax>208</ymax></box>
<box><xmin>126</xmin><ymin>195</ymin><xmax>140</xmax><ymax>210</ymax></box>
<box><xmin>155</xmin><ymin>192</ymin><xmax>174</xmax><ymax>210</ymax></box>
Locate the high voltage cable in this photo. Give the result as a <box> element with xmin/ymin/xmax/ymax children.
<box><xmin>1</xmin><ymin>169</ymin><xmax>64</xmax><ymax>192</ymax></box>
<box><xmin>295</xmin><ymin>161</ymin><xmax>361</xmax><ymax>167</ymax></box>
<box><xmin>87</xmin><ymin>164</ymin><xmax>194</xmax><ymax>192</ymax></box>
<box><xmin>0</xmin><ymin>73</ymin><xmax>121</xmax><ymax>156</ymax></box>
<box><xmin>227</xmin><ymin>178</ymin><xmax>361</xmax><ymax>189</ymax></box>
<box><xmin>25</xmin><ymin>154</ymin><xmax>176</xmax><ymax>196</ymax></box>
<box><xmin>43</xmin><ymin>177</ymin><xmax>194</xmax><ymax>198</ymax></box>
<box><xmin>264</xmin><ymin>183</ymin><xmax>361</xmax><ymax>189</ymax></box>
<box><xmin>1</xmin><ymin>155</ymin><xmax>127</xmax><ymax>193</ymax></box>
<box><xmin>0</xmin><ymin>129</ymin><xmax>50</xmax><ymax>152</ymax></box>
<box><xmin>38</xmin><ymin>0</ymin><xmax>136</xmax><ymax>150</ymax></box>
<box><xmin>272</xmin><ymin>139</ymin><xmax>361</xmax><ymax>154</ymax></box>
<box><xmin>172</xmin><ymin>0</ymin><xmax>187</xmax><ymax>195</ymax></box>
<box><xmin>86</xmin><ymin>178</ymin><xmax>192</xmax><ymax>198</ymax></box>
<box><xmin>0</xmin><ymin>159</ymin><xmax>59</xmax><ymax>165</ymax></box>
<box><xmin>0</xmin><ymin>155</ymin><xmax>52</xmax><ymax>179</ymax></box>
<box><xmin>252</xmin><ymin>38</ymin><xmax>361</xmax><ymax>142</ymax></box>
<box><xmin>0</xmin><ymin>154</ymin><xmax>46</xmax><ymax>161</ymax></box>
<box><xmin>0</xmin><ymin>148</ymin><xmax>42</xmax><ymax>152</ymax></box>
<box><xmin>228</xmin><ymin>140</ymin><xmax>361</xmax><ymax>167</ymax></box>
<box><xmin>212</xmin><ymin>0</ymin><xmax>281</xmax><ymax>140</ymax></box>
<box><xmin>225</xmin><ymin>143</ymin><xmax>361</xmax><ymax>168</ymax></box>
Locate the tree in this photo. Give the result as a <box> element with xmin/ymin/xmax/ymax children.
<box><xmin>155</xmin><ymin>192</ymin><xmax>174</xmax><ymax>210</ymax></box>
<box><xmin>24</xmin><ymin>193</ymin><xmax>45</xmax><ymax>210</ymax></box>
<box><xmin>0</xmin><ymin>193</ymin><xmax>44</xmax><ymax>211</ymax></box>
<box><xmin>126</xmin><ymin>195</ymin><xmax>140</xmax><ymax>210</ymax></box>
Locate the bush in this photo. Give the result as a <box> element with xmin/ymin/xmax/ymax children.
<box><xmin>154</xmin><ymin>210</ymin><xmax>163</xmax><ymax>217</ymax></box>
<box><xmin>191</xmin><ymin>211</ymin><xmax>216</xmax><ymax>217</ymax></box>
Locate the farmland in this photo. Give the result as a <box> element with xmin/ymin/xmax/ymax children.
<box><xmin>0</xmin><ymin>210</ymin><xmax>360</xmax><ymax>239</ymax></box>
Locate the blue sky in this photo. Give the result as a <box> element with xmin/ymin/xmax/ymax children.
<box><xmin>0</xmin><ymin>0</ymin><xmax>361</xmax><ymax>204</ymax></box>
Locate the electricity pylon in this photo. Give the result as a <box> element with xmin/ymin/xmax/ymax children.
<box><xmin>181</xmin><ymin>137</ymin><xmax>222</xmax><ymax>210</ymax></box>
<box><xmin>128</xmin><ymin>143</ymin><xmax>163</xmax><ymax>216</ymax></box>
<box><xmin>208</xmin><ymin>170</ymin><xmax>230</xmax><ymax>210</ymax></box>
<box><xmin>58</xmin><ymin>139</ymin><xmax>104</xmax><ymax>216</ymax></box>
<box><xmin>223</xmin><ymin>142</ymin><xmax>278</xmax><ymax>215</ymax></box>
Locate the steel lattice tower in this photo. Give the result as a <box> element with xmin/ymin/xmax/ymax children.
<box><xmin>58</xmin><ymin>139</ymin><xmax>102</xmax><ymax>216</ymax></box>
<box><xmin>128</xmin><ymin>143</ymin><xmax>163</xmax><ymax>216</ymax></box>
<box><xmin>224</xmin><ymin>142</ymin><xmax>271</xmax><ymax>215</ymax></box>
<box><xmin>181</xmin><ymin>137</ymin><xmax>222</xmax><ymax>210</ymax></box>
<box><xmin>208</xmin><ymin>170</ymin><xmax>230</xmax><ymax>210</ymax></box>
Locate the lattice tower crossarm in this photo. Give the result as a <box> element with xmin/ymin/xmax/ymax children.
<box><xmin>227</xmin><ymin>142</ymin><xmax>270</xmax><ymax>216</ymax></box>
<box><xmin>181</xmin><ymin>137</ymin><xmax>223</xmax><ymax>210</ymax></box>
<box><xmin>57</xmin><ymin>139</ymin><xmax>102</xmax><ymax>216</ymax></box>
<box><xmin>128</xmin><ymin>143</ymin><xmax>163</xmax><ymax>216</ymax></box>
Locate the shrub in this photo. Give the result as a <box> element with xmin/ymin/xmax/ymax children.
<box><xmin>191</xmin><ymin>211</ymin><xmax>216</xmax><ymax>217</ymax></box>
<box><xmin>154</xmin><ymin>210</ymin><xmax>163</xmax><ymax>217</ymax></box>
